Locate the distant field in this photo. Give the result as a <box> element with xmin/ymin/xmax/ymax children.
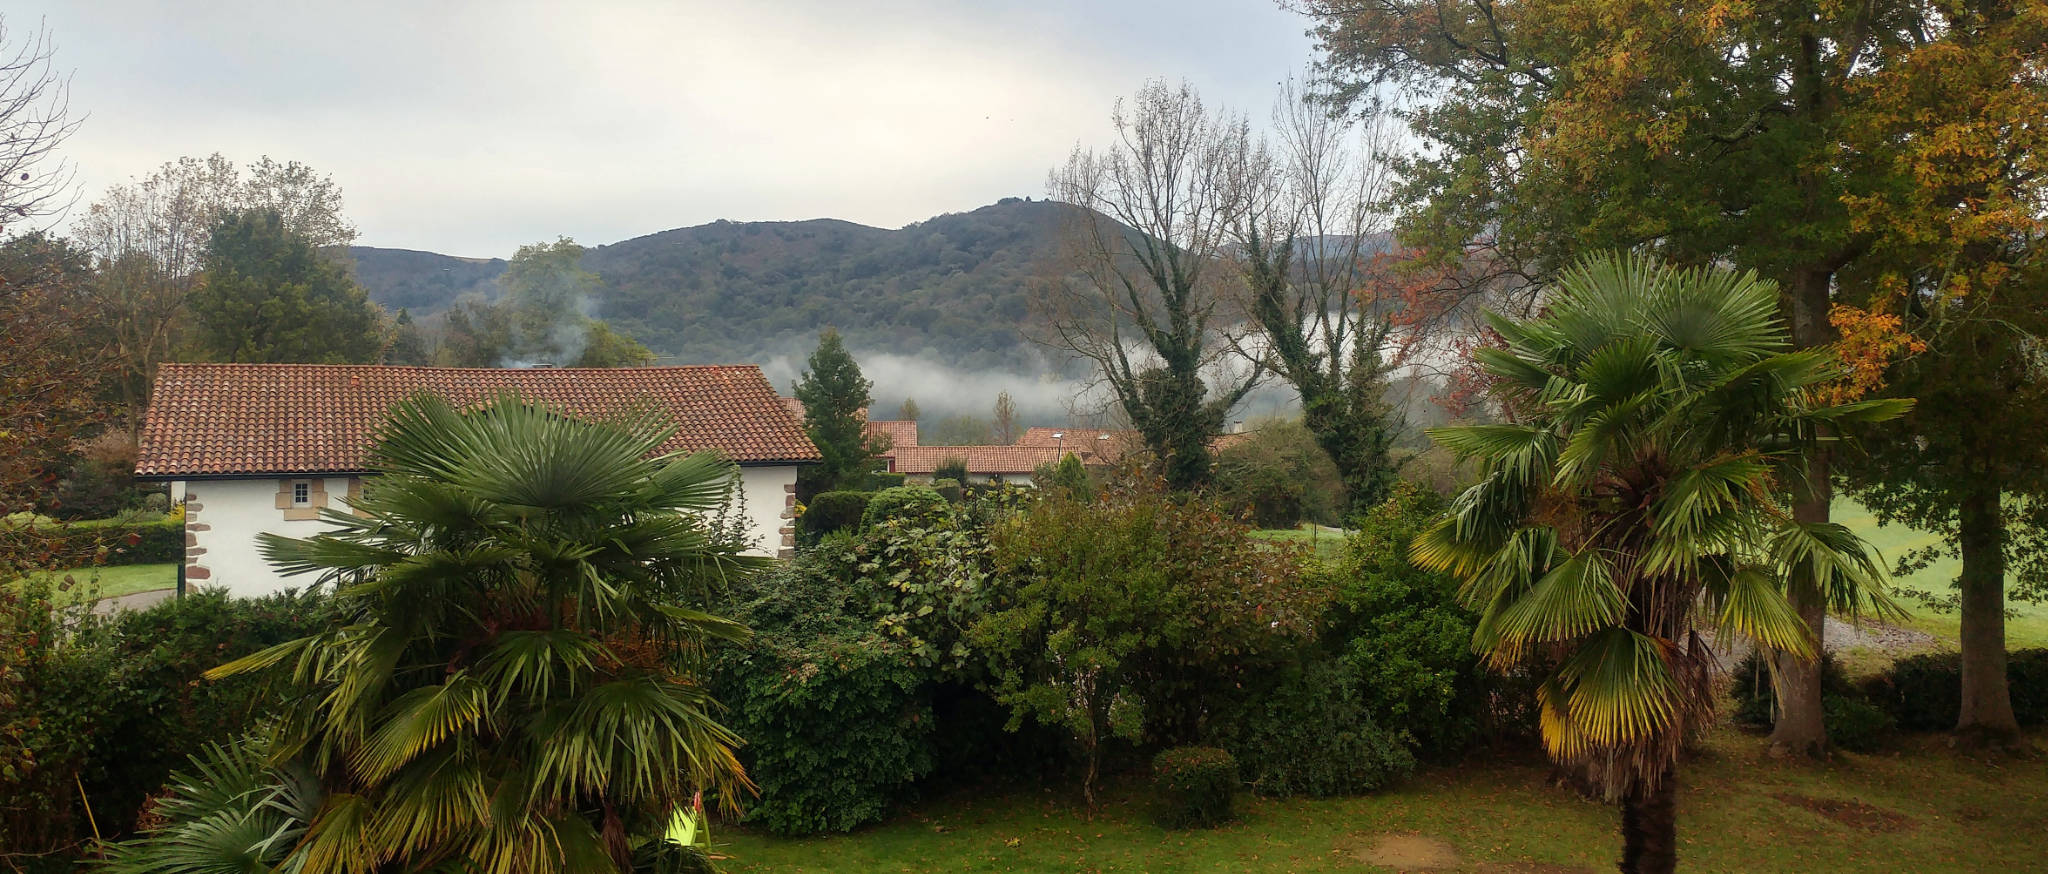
<box><xmin>1835</xmin><ymin>499</ymin><xmax>2048</xmax><ymax>649</ymax></box>
<box><xmin>18</xmin><ymin>563</ymin><xmax>178</xmax><ymax>603</ymax></box>
<box><xmin>1249</xmin><ymin>524</ymin><xmax>1347</xmax><ymax>566</ymax></box>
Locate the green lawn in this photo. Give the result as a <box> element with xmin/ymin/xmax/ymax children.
<box><xmin>715</xmin><ymin>727</ymin><xmax>2047</xmax><ymax>873</ymax></box>
<box><xmin>1249</xmin><ymin>524</ymin><xmax>1347</xmax><ymax>566</ymax></box>
<box><xmin>20</xmin><ymin>563</ymin><xmax>178</xmax><ymax>602</ymax></box>
<box><xmin>1835</xmin><ymin>499</ymin><xmax>2048</xmax><ymax>649</ymax></box>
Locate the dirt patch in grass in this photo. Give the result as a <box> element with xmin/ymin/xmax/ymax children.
<box><xmin>1770</xmin><ymin>792</ymin><xmax>1915</xmax><ymax>832</ymax></box>
<box><xmin>1345</xmin><ymin>833</ymin><xmax>1462</xmax><ymax>870</ymax></box>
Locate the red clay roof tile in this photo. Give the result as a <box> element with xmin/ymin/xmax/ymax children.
<box><xmin>136</xmin><ymin>363</ymin><xmax>819</xmax><ymax>478</ymax></box>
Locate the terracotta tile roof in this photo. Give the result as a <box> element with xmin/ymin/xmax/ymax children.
<box><xmin>137</xmin><ymin>363</ymin><xmax>820</xmax><ymax>478</ymax></box>
<box><xmin>1016</xmin><ymin>427</ymin><xmax>1141</xmax><ymax>463</ymax></box>
<box><xmin>886</xmin><ymin>445</ymin><xmax>1072</xmax><ymax>476</ymax></box>
<box><xmin>865</xmin><ymin>419</ymin><xmax>918</xmax><ymax>449</ymax></box>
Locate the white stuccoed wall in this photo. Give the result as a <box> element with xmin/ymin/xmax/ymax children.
<box><xmin>181</xmin><ymin>466</ymin><xmax>799</xmax><ymax>600</ymax></box>
<box><xmin>735</xmin><ymin>465</ymin><xmax>799</xmax><ymax>556</ymax></box>
<box><xmin>182</xmin><ymin>477</ymin><xmax>354</xmax><ymax>598</ymax></box>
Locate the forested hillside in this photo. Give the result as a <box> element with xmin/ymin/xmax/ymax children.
<box><xmin>350</xmin><ymin>197</ymin><xmax>1068</xmax><ymax>371</ymax></box>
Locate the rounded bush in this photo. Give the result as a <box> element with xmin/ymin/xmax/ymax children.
<box><xmin>1152</xmin><ymin>746</ymin><xmax>1238</xmax><ymax>829</ymax></box>
<box><xmin>862</xmin><ymin>485</ymin><xmax>951</xmax><ymax>529</ymax></box>
<box><xmin>1861</xmin><ymin>652</ymin><xmax>1964</xmax><ymax>731</ymax></box>
<box><xmin>800</xmin><ymin>491</ymin><xmax>871</xmax><ymax>543</ymax></box>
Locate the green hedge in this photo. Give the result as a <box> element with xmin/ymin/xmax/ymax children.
<box><xmin>1860</xmin><ymin>648</ymin><xmax>2048</xmax><ymax>731</ymax></box>
<box><xmin>863</xmin><ymin>472</ymin><xmax>907</xmax><ymax>491</ymax></box>
<box><xmin>2</xmin><ymin>584</ymin><xmax>334</xmax><ymax>858</ymax></box>
<box><xmin>1224</xmin><ymin>660</ymin><xmax>1415</xmax><ymax>798</ymax></box>
<box><xmin>11</xmin><ymin>514</ymin><xmax>185</xmax><ymax>567</ymax></box>
<box><xmin>1152</xmin><ymin>747</ymin><xmax>1238</xmax><ymax>829</ymax></box>
<box><xmin>710</xmin><ymin>558</ymin><xmax>937</xmax><ymax>836</ymax></box>
<box><xmin>800</xmin><ymin>491</ymin><xmax>871</xmax><ymax>544</ymax></box>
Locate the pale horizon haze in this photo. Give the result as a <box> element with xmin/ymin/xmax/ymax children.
<box><xmin>20</xmin><ymin>1</ymin><xmax>1318</xmax><ymax>257</ymax></box>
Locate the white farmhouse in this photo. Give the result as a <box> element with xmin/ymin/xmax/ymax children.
<box><xmin>135</xmin><ymin>363</ymin><xmax>818</xmax><ymax>599</ymax></box>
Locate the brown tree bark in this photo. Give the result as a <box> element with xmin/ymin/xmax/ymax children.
<box><xmin>1956</xmin><ymin>487</ymin><xmax>2021</xmax><ymax>748</ymax></box>
<box><xmin>1770</xmin><ymin>266</ymin><xmax>1836</xmax><ymax>758</ymax></box>
<box><xmin>1619</xmin><ymin>766</ymin><xmax>1678</xmax><ymax>874</ymax></box>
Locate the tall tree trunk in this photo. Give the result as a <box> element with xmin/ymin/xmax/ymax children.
<box><xmin>1618</xmin><ymin>766</ymin><xmax>1678</xmax><ymax>874</ymax></box>
<box><xmin>1956</xmin><ymin>486</ymin><xmax>2021</xmax><ymax>748</ymax></box>
<box><xmin>1771</xmin><ymin>266</ymin><xmax>1835</xmax><ymax>758</ymax></box>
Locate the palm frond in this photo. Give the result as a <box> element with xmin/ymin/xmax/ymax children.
<box><xmin>1486</xmin><ymin>550</ymin><xmax>1626</xmax><ymax>657</ymax></box>
<box><xmin>1709</xmin><ymin>565</ymin><xmax>1816</xmax><ymax>658</ymax></box>
<box><xmin>1551</xmin><ymin>628</ymin><xmax>1681</xmax><ymax>758</ymax></box>
<box><xmin>1770</xmin><ymin>520</ymin><xmax>1907</xmax><ymax>621</ymax></box>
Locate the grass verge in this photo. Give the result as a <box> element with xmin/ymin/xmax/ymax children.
<box><xmin>715</xmin><ymin>726</ymin><xmax>2046</xmax><ymax>873</ymax></box>
<box><xmin>19</xmin><ymin>563</ymin><xmax>178</xmax><ymax>602</ymax></box>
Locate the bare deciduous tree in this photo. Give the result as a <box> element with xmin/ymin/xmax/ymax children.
<box><xmin>1041</xmin><ymin>80</ymin><xmax>1265</xmax><ymax>490</ymax></box>
<box><xmin>1231</xmin><ymin>78</ymin><xmax>1408</xmax><ymax>513</ymax></box>
<box><xmin>0</xmin><ymin>16</ymin><xmax>82</xmax><ymax>234</ymax></box>
<box><xmin>73</xmin><ymin>154</ymin><xmax>357</xmax><ymax>423</ymax></box>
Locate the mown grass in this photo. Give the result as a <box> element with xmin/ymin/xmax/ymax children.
<box><xmin>17</xmin><ymin>563</ymin><xmax>178</xmax><ymax>602</ymax></box>
<box><xmin>715</xmin><ymin>726</ymin><xmax>2047</xmax><ymax>873</ymax></box>
<box><xmin>1835</xmin><ymin>499</ymin><xmax>2048</xmax><ymax>650</ymax></box>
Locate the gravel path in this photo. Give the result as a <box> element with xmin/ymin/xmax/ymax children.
<box><xmin>1707</xmin><ymin>616</ymin><xmax>1940</xmax><ymax>665</ymax></box>
<box><xmin>91</xmin><ymin>587</ymin><xmax>176</xmax><ymax>615</ymax></box>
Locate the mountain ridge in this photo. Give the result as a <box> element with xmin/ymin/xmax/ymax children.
<box><xmin>351</xmin><ymin>197</ymin><xmax>1071</xmax><ymax>373</ymax></box>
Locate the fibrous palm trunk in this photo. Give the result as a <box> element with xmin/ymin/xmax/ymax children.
<box><xmin>1956</xmin><ymin>487</ymin><xmax>2021</xmax><ymax>748</ymax></box>
<box><xmin>1618</xmin><ymin>766</ymin><xmax>1678</xmax><ymax>874</ymax></box>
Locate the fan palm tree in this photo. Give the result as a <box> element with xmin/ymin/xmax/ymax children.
<box><xmin>1413</xmin><ymin>253</ymin><xmax>1910</xmax><ymax>874</ymax></box>
<box><xmin>104</xmin><ymin>394</ymin><xmax>759</xmax><ymax>873</ymax></box>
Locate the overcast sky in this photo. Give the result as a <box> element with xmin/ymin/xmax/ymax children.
<box><xmin>24</xmin><ymin>1</ymin><xmax>1318</xmax><ymax>257</ymax></box>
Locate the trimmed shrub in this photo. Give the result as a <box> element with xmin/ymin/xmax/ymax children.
<box><xmin>61</xmin><ymin>512</ymin><xmax>184</xmax><ymax>565</ymax></box>
<box><xmin>1152</xmin><ymin>747</ymin><xmax>1238</xmax><ymax>829</ymax></box>
<box><xmin>2012</xmin><ymin>648</ymin><xmax>2048</xmax><ymax>725</ymax></box>
<box><xmin>800</xmin><ymin>490</ymin><xmax>871</xmax><ymax>543</ymax></box>
<box><xmin>931</xmin><ymin>477</ymin><xmax>964</xmax><ymax>503</ymax></box>
<box><xmin>1866</xmin><ymin>652</ymin><xmax>1964</xmax><ymax>730</ymax></box>
<box><xmin>862</xmin><ymin>485</ymin><xmax>951</xmax><ymax>529</ymax></box>
<box><xmin>1225</xmin><ymin>659</ymin><xmax>1415</xmax><ymax>797</ymax></box>
<box><xmin>1824</xmin><ymin>694</ymin><xmax>1896</xmax><ymax>753</ymax></box>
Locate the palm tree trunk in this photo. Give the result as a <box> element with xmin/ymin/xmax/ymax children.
<box><xmin>1618</xmin><ymin>766</ymin><xmax>1678</xmax><ymax>874</ymax></box>
<box><xmin>1956</xmin><ymin>486</ymin><xmax>2021</xmax><ymax>748</ymax></box>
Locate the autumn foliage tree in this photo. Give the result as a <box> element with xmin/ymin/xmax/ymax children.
<box><xmin>1300</xmin><ymin>0</ymin><xmax>2046</xmax><ymax>758</ymax></box>
<box><xmin>1826</xmin><ymin>2</ymin><xmax>2048</xmax><ymax>749</ymax></box>
<box><xmin>0</xmin><ymin>234</ymin><xmax>113</xmax><ymax>574</ymax></box>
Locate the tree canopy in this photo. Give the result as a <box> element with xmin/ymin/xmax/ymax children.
<box><xmin>1301</xmin><ymin>0</ymin><xmax>2048</xmax><ymax>757</ymax></box>
<box><xmin>187</xmin><ymin>209</ymin><xmax>384</xmax><ymax>364</ymax></box>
